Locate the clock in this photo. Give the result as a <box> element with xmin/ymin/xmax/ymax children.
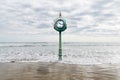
<box><xmin>56</xmin><ymin>20</ymin><xmax>64</xmax><ymax>28</ymax></box>
<box><xmin>54</xmin><ymin>19</ymin><xmax>67</xmax><ymax>32</ymax></box>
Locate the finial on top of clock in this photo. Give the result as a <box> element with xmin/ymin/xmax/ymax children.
<box><xmin>59</xmin><ymin>11</ymin><xmax>62</xmax><ymax>18</ymax></box>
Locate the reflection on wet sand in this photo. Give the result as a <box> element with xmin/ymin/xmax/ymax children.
<box><xmin>0</xmin><ymin>62</ymin><xmax>120</xmax><ymax>80</ymax></box>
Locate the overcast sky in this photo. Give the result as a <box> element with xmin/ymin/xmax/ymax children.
<box><xmin>0</xmin><ymin>0</ymin><xmax>120</xmax><ymax>42</ymax></box>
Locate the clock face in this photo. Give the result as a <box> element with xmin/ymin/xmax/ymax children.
<box><xmin>56</xmin><ymin>20</ymin><xmax>64</xmax><ymax>28</ymax></box>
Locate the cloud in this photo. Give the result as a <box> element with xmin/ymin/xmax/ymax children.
<box><xmin>0</xmin><ymin>0</ymin><xmax>120</xmax><ymax>42</ymax></box>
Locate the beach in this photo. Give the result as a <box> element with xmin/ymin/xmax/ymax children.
<box><xmin>0</xmin><ymin>62</ymin><xmax>120</xmax><ymax>80</ymax></box>
<box><xmin>0</xmin><ymin>42</ymin><xmax>120</xmax><ymax>80</ymax></box>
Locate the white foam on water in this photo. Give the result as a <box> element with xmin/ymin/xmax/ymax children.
<box><xmin>0</xmin><ymin>42</ymin><xmax>120</xmax><ymax>65</ymax></box>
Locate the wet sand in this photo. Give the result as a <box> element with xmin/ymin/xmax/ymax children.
<box><xmin>0</xmin><ymin>62</ymin><xmax>120</xmax><ymax>80</ymax></box>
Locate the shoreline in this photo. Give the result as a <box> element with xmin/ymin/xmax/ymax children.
<box><xmin>0</xmin><ymin>59</ymin><xmax>119</xmax><ymax>65</ymax></box>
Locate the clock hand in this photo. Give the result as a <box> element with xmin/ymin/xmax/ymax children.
<box><xmin>58</xmin><ymin>23</ymin><xmax>62</xmax><ymax>25</ymax></box>
<box><xmin>59</xmin><ymin>22</ymin><xmax>63</xmax><ymax>25</ymax></box>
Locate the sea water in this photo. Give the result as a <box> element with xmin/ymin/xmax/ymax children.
<box><xmin>0</xmin><ymin>42</ymin><xmax>120</xmax><ymax>65</ymax></box>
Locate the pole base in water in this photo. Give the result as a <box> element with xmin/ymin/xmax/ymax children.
<box><xmin>59</xmin><ymin>48</ymin><xmax>62</xmax><ymax>61</ymax></box>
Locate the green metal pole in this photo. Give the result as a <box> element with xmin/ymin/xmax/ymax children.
<box><xmin>59</xmin><ymin>31</ymin><xmax>62</xmax><ymax>60</ymax></box>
